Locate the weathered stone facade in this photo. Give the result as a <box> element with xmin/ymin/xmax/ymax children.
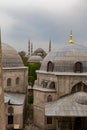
<box><xmin>0</xmin><ymin>42</ymin><xmax>28</xmax><ymax>130</ymax></box>
<box><xmin>33</xmin><ymin>42</ymin><xmax>87</xmax><ymax>130</ymax></box>
<box><xmin>3</xmin><ymin>67</ymin><xmax>28</xmax><ymax>93</ymax></box>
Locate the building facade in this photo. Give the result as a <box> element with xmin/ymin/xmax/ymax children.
<box><xmin>2</xmin><ymin>43</ymin><xmax>28</xmax><ymax>130</ymax></box>
<box><xmin>33</xmin><ymin>33</ymin><xmax>87</xmax><ymax>130</ymax></box>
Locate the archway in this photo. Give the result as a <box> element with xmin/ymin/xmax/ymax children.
<box><xmin>71</xmin><ymin>81</ymin><xmax>87</xmax><ymax>93</ymax></box>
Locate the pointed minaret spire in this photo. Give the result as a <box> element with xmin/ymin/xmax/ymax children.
<box><xmin>31</xmin><ymin>43</ymin><xmax>33</xmax><ymax>55</ymax></box>
<box><xmin>49</xmin><ymin>40</ymin><xmax>51</xmax><ymax>52</ymax></box>
<box><xmin>69</xmin><ymin>31</ymin><xmax>74</xmax><ymax>44</ymax></box>
<box><xmin>28</xmin><ymin>40</ymin><xmax>30</xmax><ymax>56</ymax></box>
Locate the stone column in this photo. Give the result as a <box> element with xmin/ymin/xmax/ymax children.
<box><xmin>0</xmin><ymin>28</ymin><xmax>5</xmax><ymax>130</ymax></box>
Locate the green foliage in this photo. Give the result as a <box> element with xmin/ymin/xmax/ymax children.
<box><xmin>26</xmin><ymin>62</ymin><xmax>40</xmax><ymax>86</ymax></box>
<box><xmin>28</xmin><ymin>95</ymin><xmax>33</xmax><ymax>104</ymax></box>
<box><xmin>19</xmin><ymin>50</ymin><xmax>40</xmax><ymax>86</ymax></box>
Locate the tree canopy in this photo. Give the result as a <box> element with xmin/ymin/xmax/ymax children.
<box><xmin>26</xmin><ymin>62</ymin><xmax>40</xmax><ymax>86</ymax></box>
<box><xmin>19</xmin><ymin>51</ymin><xmax>41</xmax><ymax>86</ymax></box>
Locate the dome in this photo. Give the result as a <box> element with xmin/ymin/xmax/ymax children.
<box><xmin>32</xmin><ymin>48</ymin><xmax>47</xmax><ymax>58</ymax></box>
<box><xmin>28</xmin><ymin>55</ymin><xmax>42</xmax><ymax>63</ymax></box>
<box><xmin>2</xmin><ymin>43</ymin><xmax>24</xmax><ymax>67</ymax></box>
<box><xmin>75</xmin><ymin>92</ymin><xmax>87</xmax><ymax>105</ymax></box>
<box><xmin>40</xmin><ymin>43</ymin><xmax>87</xmax><ymax>72</ymax></box>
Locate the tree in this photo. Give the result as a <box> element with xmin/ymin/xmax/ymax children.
<box><xmin>19</xmin><ymin>51</ymin><xmax>40</xmax><ymax>86</ymax></box>
<box><xmin>26</xmin><ymin>62</ymin><xmax>40</xmax><ymax>86</ymax></box>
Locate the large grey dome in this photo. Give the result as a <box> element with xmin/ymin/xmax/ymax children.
<box><xmin>2</xmin><ymin>43</ymin><xmax>24</xmax><ymax>67</ymax></box>
<box><xmin>40</xmin><ymin>43</ymin><xmax>87</xmax><ymax>72</ymax></box>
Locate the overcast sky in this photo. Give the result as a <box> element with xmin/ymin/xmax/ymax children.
<box><xmin>0</xmin><ymin>0</ymin><xmax>87</xmax><ymax>53</ymax></box>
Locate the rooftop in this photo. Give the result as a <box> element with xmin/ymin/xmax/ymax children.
<box><xmin>45</xmin><ymin>92</ymin><xmax>87</xmax><ymax>117</ymax></box>
<box><xmin>4</xmin><ymin>92</ymin><xmax>25</xmax><ymax>105</ymax></box>
<box><xmin>2</xmin><ymin>43</ymin><xmax>24</xmax><ymax>67</ymax></box>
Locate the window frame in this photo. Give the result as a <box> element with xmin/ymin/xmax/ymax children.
<box><xmin>74</xmin><ymin>62</ymin><xmax>83</xmax><ymax>73</ymax></box>
<box><xmin>47</xmin><ymin>95</ymin><xmax>52</xmax><ymax>102</ymax></box>
<box><xmin>16</xmin><ymin>77</ymin><xmax>20</xmax><ymax>85</ymax></box>
<box><xmin>47</xmin><ymin>61</ymin><xmax>54</xmax><ymax>72</ymax></box>
<box><xmin>7</xmin><ymin>78</ymin><xmax>11</xmax><ymax>86</ymax></box>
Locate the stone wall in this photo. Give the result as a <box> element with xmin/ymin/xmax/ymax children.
<box><xmin>3</xmin><ymin>67</ymin><xmax>28</xmax><ymax>93</ymax></box>
<box><xmin>0</xmin><ymin>30</ymin><xmax>5</xmax><ymax>130</ymax></box>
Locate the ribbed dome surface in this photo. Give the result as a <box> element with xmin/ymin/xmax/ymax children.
<box><xmin>75</xmin><ymin>92</ymin><xmax>87</xmax><ymax>105</ymax></box>
<box><xmin>28</xmin><ymin>55</ymin><xmax>42</xmax><ymax>63</ymax></box>
<box><xmin>40</xmin><ymin>43</ymin><xmax>87</xmax><ymax>72</ymax></box>
<box><xmin>2</xmin><ymin>43</ymin><xmax>24</xmax><ymax>67</ymax></box>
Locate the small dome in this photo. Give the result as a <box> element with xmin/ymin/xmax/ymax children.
<box><xmin>32</xmin><ymin>48</ymin><xmax>47</xmax><ymax>58</ymax></box>
<box><xmin>75</xmin><ymin>92</ymin><xmax>87</xmax><ymax>105</ymax></box>
<box><xmin>28</xmin><ymin>55</ymin><xmax>42</xmax><ymax>63</ymax></box>
<box><xmin>2</xmin><ymin>43</ymin><xmax>24</xmax><ymax>67</ymax></box>
<box><xmin>40</xmin><ymin>43</ymin><xmax>87</xmax><ymax>72</ymax></box>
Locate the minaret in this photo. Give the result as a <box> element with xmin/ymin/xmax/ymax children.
<box><xmin>28</xmin><ymin>40</ymin><xmax>30</xmax><ymax>56</ymax></box>
<box><xmin>0</xmin><ymin>28</ymin><xmax>5</xmax><ymax>130</ymax></box>
<box><xmin>31</xmin><ymin>43</ymin><xmax>33</xmax><ymax>55</ymax></box>
<box><xmin>68</xmin><ymin>31</ymin><xmax>74</xmax><ymax>44</ymax></box>
<box><xmin>49</xmin><ymin>40</ymin><xmax>51</xmax><ymax>52</ymax></box>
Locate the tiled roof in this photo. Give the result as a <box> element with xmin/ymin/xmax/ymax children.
<box><xmin>2</xmin><ymin>43</ymin><xmax>24</xmax><ymax>67</ymax></box>
<box><xmin>4</xmin><ymin>92</ymin><xmax>25</xmax><ymax>105</ymax></box>
<box><xmin>45</xmin><ymin>92</ymin><xmax>87</xmax><ymax>117</ymax></box>
<box><xmin>40</xmin><ymin>43</ymin><xmax>87</xmax><ymax>72</ymax></box>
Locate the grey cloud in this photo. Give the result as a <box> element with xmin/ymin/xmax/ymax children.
<box><xmin>1</xmin><ymin>1</ymin><xmax>87</xmax><ymax>52</ymax></box>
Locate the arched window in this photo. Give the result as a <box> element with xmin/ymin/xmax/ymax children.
<box><xmin>7</xmin><ymin>78</ymin><xmax>11</xmax><ymax>86</ymax></box>
<box><xmin>8</xmin><ymin>106</ymin><xmax>14</xmax><ymax>114</ymax></box>
<box><xmin>74</xmin><ymin>62</ymin><xmax>83</xmax><ymax>72</ymax></box>
<box><xmin>47</xmin><ymin>95</ymin><xmax>52</xmax><ymax>102</ymax></box>
<box><xmin>16</xmin><ymin>77</ymin><xmax>20</xmax><ymax>85</ymax></box>
<box><xmin>71</xmin><ymin>82</ymin><xmax>87</xmax><ymax>93</ymax></box>
<box><xmin>49</xmin><ymin>82</ymin><xmax>55</xmax><ymax>89</ymax></box>
<box><xmin>47</xmin><ymin>61</ymin><xmax>54</xmax><ymax>72</ymax></box>
<box><xmin>41</xmin><ymin>80</ymin><xmax>48</xmax><ymax>88</ymax></box>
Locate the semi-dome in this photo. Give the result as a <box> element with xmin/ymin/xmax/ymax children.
<box><xmin>40</xmin><ymin>43</ymin><xmax>87</xmax><ymax>72</ymax></box>
<box><xmin>2</xmin><ymin>43</ymin><xmax>24</xmax><ymax>67</ymax></box>
<box><xmin>75</xmin><ymin>92</ymin><xmax>87</xmax><ymax>105</ymax></box>
<box><xmin>28</xmin><ymin>55</ymin><xmax>42</xmax><ymax>63</ymax></box>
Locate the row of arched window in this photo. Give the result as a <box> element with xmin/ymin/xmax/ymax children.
<box><xmin>41</xmin><ymin>80</ymin><xmax>55</xmax><ymax>89</ymax></box>
<box><xmin>47</xmin><ymin>61</ymin><xmax>83</xmax><ymax>72</ymax></box>
<box><xmin>47</xmin><ymin>82</ymin><xmax>87</xmax><ymax>102</ymax></box>
<box><xmin>7</xmin><ymin>77</ymin><xmax>20</xmax><ymax>86</ymax></box>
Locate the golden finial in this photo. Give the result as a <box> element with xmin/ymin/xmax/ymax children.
<box><xmin>69</xmin><ymin>31</ymin><xmax>74</xmax><ymax>44</ymax></box>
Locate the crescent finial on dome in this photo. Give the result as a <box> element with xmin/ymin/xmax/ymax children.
<box><xmin>69</xmin><ymin>31</ymin><xmax>74</xmax><ymax>44</ymax></box>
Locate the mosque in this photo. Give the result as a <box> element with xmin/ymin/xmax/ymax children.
<box><xmin>1</xmin><ymin>29</ymin><xmax>87</xmax><ymax>130</ymax></box>
<box><xmin>33</xmin><ymin>32</ymin><xmax>87</xmax><ymax>130</ymax></box>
